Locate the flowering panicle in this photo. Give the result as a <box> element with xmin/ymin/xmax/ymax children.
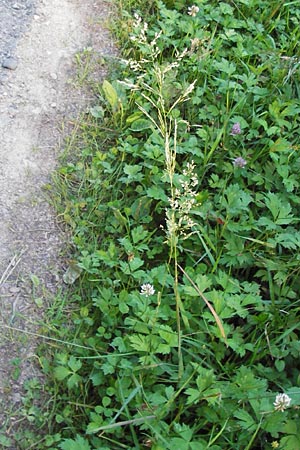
<box><xmin>166</xmin><ymin>161</ymin><xmax>199</xmax><ymax>238</ymax></box>
<box><xmin>130</xmin><ymin>13</ymin><xmax>148</xmax><ymax>44</ymax></box>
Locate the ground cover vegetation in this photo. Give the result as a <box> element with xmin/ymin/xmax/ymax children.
<box><xmin>12</xmin><ymin>0</ymin><xmax>300</xmax><ymax>448</ymax></box>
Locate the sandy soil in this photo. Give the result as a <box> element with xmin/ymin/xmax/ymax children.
<box><xmin>0</xmin><ymin>0</ymin><xmax>115</xmax><ymax>443</ymax></box>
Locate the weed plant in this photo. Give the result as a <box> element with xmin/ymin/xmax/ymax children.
<box><xmin>23</xmin><ymin>0</ymin><xmax>300</xmax><ymax>449</ymax></box>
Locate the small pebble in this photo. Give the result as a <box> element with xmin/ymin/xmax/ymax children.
<box><xmin>2</xmin><ymin>57</ymin><xmax>18</xmax><ymax>70</ymax></box>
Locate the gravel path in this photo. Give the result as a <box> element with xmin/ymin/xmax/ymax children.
<box><xmin>0</xmin><ymin>0</ymin><xmax>35</xmax><ymax>73</ymax></box>
<box><xmin>0</xmin><ymin>0</ymin><xmax>115</xmax><ymax>445</ymax></box>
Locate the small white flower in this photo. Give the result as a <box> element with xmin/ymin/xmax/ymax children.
<box><xmin>188</xmin><ymin>5</ymin><xmax>200</xmax><ymax>17</ymax></box>
<box><xmin>140</xmin><ymin>283</ymin><xmax>155</xmax><ymax>297</ymax></box>
<box><xmin>273</xmin><ymin>393</ymin><xmax>291</xmax><ymax>412</ymax></box>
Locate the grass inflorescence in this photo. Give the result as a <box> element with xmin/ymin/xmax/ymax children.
<box><xmin>14</xmin><ymin>0</ymin><xmax>300</xmax><ymax>449</ymax></box>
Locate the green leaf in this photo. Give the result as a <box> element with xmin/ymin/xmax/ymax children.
<box><xmin>234</xmin><ymin>409</ymin><xmax>256</xmax><ymax>432</ymax></box>
<box><xmin>129</xmin><ymin>257</ymin><xmax>144</xmax><ymax>272</ymax></box>
<box><xmin>0</xmin><ymin>435</ymin><xmax>12</xmax><ymax>447</ymax></box>
<box><xmin>131</xmin><ymin>225</ymin><xmax>149</xmax><ymax>244</ymax></box>
<box><xmin>264</xmin><ymin>192</ymin><xmax>293</xmax><ymax>225</ymax></box>
<box><xmin>102</xmin><ymin>80</ymin><xmax>119</xmax><ymax>110</ymax></box>
<box><xmin>101</xmin><ymin>362</ymin><xmax>115</xmax><ymax>375</ymax></box>
<box><xmin>286</xmin><ymin>387</ymin><xmax>300</xmax><ymax>406</ymax></box>
<box><xmin>63</xmin><ymin>264</ymin><xmax>82</xmax><ymax>285</ymax></box>
<box><xmin>185</xmin><ymin>387</ymin><xmax>201</xmax><ymax>405</ymax></box>
<box><xmin>130</xmin><ymin>119</ymin><xmax>152</xmax><ymax>131</ymax></box>
<box><xmin>122</xmin><ymin>164</ymin><xmax>143</xmax><ymax>182</ymax></box>
<box><xmin>54</xmin><ymin>366</ymin><xmax>71</xmax><ymax>381</ymax></box>
<box><xmin>129</xmin><ymin>334</ymin><xmax>151</xmax><ymax>352</ymax></box>
<box><xmin>275</xmin><ymin>359</ymin><xmax>285</xmax><ymax>372</ymax></box>
<box><xmin>222</xmin><ymin>184</ymin><xmax>252</xmax><ymax>216</ymax></box>
<box><xmin>68</xmin><ymin>356</ymin><xmax>82</xmax><ymax>373</ymax></box>
<box><xmin>269</xmin><ymin>138</ymin><xmax>292</xmax><ymax>153</ymax></box>
<box><xmin>59</xmin><ymin>435</ymin><xmax>91</xmax><ymax>450</ymax></box>
<box><xmin>158</xmin><ymin>326</ymin><xmax>178</xmax><ymax>347</ymax></box>
<box><xmin>67</xmin><ymin>373</ymin><xmax>82</xmax><ymax>390</ymax></box>
<box><xmin>280</xmin><ymin>435</ymin><xmax>300</xmax><ymax>450</ymax></box>
<box><xmin>234</xmin><ymin>366</ymin><xmax>267</xmax><ymax>397</ymax></box>
<box><xmin>87</xmin><ymin>421</ymin><xmax>103</xmax><ymax>434</ymax></box>
<box><xmin>146</xmin><ymin>185</ymin><xmax>168</xmax><ymax>201</ymax></box>
<box><xmin>119</xmin><ymin>301</ymin><xmax>129</xmax><ymax>314</ymax></box>
<box><xmin>89</xmin><ymin>105</ymin><xmax>104</xmax><ymax>119</ymax></box>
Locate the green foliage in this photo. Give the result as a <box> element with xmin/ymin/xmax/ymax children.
<box><xmin>59</xmin><ymin>435</ymin><xmax>91</xmax><ymax>450</ymax></box>
<box><xmin>29</xmin><ymin>0</ymin><xmax>300</xmax><ymax>448</ymax></box>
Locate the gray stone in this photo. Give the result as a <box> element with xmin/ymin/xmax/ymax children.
<box><xmin>2</xmin><ymin>57</ymin><xmax>18</xmax><ymax>70</ymax></box>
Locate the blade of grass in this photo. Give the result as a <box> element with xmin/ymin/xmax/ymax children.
<box><xmin>178</xmin><ymin>264</ymin><xmax>228</xmax><ymax>345</ymax></box>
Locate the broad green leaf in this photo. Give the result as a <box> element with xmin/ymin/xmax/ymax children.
<box><xmin>54</xmin><ymin>366</ymin><xmax>71</xmax><ymax>381</ymax></box>
<box><xmin>286</xmin><ymin>387</ymin><xmax>300</xmax><ymax>406</ymax></box>
<box><xmin>158</xmin><ymin>326</ymin><xmax>178</xmax><ymax>347</ymax></box>
<box><xmin>89</xmin><ymin>105</ymin><xmax>104</xmax><ymax>119</ymax></box>
<box><xmin>269</xmin><ymin>138</ymin><xmax>292</xmax><ymax>152</ymax></box>
<box><xmin>102</xmin><ymin>80</ymin><xmax>119</xmax><ymax>110</ymax></box>
<box><xmin>126</xmin><ymin>111</ymin><xmax>143</xmax><ymax>124</ymax></box>
<box><xmin>63</xmin><ymin>264</ymin><xmax>82</xmax><ymax>285</ymax></box>
<box><xmin>280</xmin><ymin>435</ymin><xmax>300</xmax><ymax>450</ymax></box>
<box><xmin>130</xmin><ymin>119</ymin><xmax>152</xmax><ymax>131</ymax></box>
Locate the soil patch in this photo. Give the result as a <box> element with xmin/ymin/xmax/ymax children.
<box><xmin>0</xmin><ymin>0</ymin><xmax>115</xmax><ymax>444</ymax></box>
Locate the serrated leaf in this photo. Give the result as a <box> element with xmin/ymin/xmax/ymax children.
<box><xmin>234</xmin><ymin>409</ymin><xmax>256</xmax><ymax>432</ymax></box>
<box><xmin>59</xmin><ymin>435</ymin><xmax>91</xmax><ymax>450</ymax></box>
<box><xmin>264</xmin><ymin>192</ymin><xmax>293</xmax><ymax>225</ymax></box>
<box><xmin>131</xmin><ymin>225</ymin><xmax>148</xmax><ymax>244</ymax></box>
<box><xmin>146</xmin><ymin>186</ymin><xmax>168</xmax><ymax>201</ymax></box>
<box><xmin>165</xmin><ymin>386</ymin><xmax>175</xmax><ymax>400</ymax></box>
<box><xmin>101</xmin><ymin>362</ymin><xmax>115</xmax><ymax>375</ymax></box>
<box><xmin>185</xmin><ymin>387</ymin><xmax>201</xmax><ymax>404</ymax></box>
<box><xmin>54</xmin><ymin>366</ymin><xmax>71</xmax><ymax>381</ymax></box>
<box><xmin>68</xmin><ymin>356</ymin><xmax>82</xmax><ymax>373</ymax></box>
<box><xmin>67</xmin><ymin>373</ymin><xmax>82</xmax><ymax>390</ymax></box>
<box><xmin>129</xmin><ymin>334</ymin><xmax>151</xmax><ymax>352</ymax></box>
<box><xmin>87</xmin><ymin>421</ymin><xmax>103</xmax><ymax>434</ymax></box>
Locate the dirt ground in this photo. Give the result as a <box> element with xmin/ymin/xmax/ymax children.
<box><xmin>0</xmin><ymin>0</ymin><xmax>115</xmax><ymax>443</ymax></box>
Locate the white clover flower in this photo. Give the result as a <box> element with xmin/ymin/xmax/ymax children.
<box><xmin>273</xmin><ymin>393</ymin><xmax>291</xmax><ymax>412</ymax></box>
<box><xmin>188</xmin><ymin>5</ymin><xmax>200</xmax><ymax>17</ymax></box>
<box><xmin>140</xmin><ymin>283</ymin><xmax>155</xmax><ymax>297</ymax></box>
